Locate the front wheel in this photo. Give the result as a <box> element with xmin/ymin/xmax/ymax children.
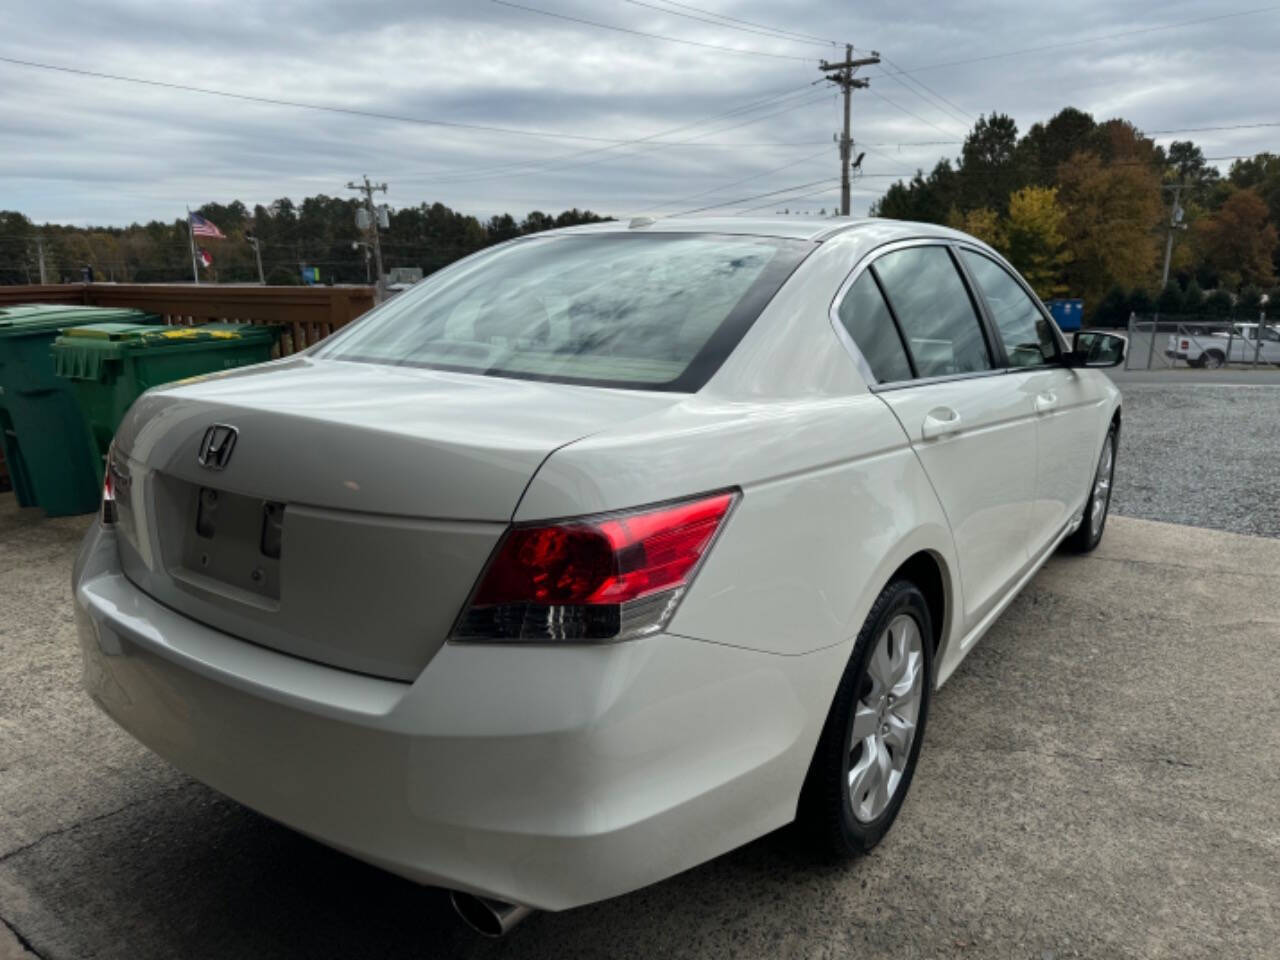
<box><xmin>1064</xmin><ymin>426</ymin><xmax>1117</xmax><ymax>553</ymax></box>
<box><xmin>797</xmin><ymin>579</ymin><xmax>933</xmax><ymax>856</ymax></box>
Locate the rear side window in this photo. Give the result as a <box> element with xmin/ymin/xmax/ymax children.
<box><xmin>872</xmin><ymin>246</ymin><xmax>992</xmax><ymax>378</ymax></box>
<box><xmin>959</xmin><ymin>250</ymin><xmax>1059</xmax><ymax>367</ymax></box>
<box><xmin>315</xmin><ymin>233</ymin><xmax>811</xmax><ymax>392</ymax></box>
<box><xmin>836</xmin><ymin>272</ymin><xmax>913</xmax><ymax>383</ymax></box>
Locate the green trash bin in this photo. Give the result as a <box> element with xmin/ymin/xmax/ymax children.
<box><xmin>0</xmin><ymin>304</ymin><xmax>160</xmax><ymax>516</ymax></box>
<box><xmin>53</xmin><ymin>322</ymin><xmax>280</xmax><ymax>484</ymax></box>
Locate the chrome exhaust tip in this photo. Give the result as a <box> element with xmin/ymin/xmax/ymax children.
<box><xmin>449</xmin><ymin>891</ymin><xmax>535</xmax><ymax>937</ymax></box>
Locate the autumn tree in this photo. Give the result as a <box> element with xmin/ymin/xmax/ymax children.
<box><xmin>1003</xmin><ymin>186</ymin><xmax>1069</xmax><ymax>297</ymax></box>
<box><xmin>1090</xmin><ymin>119</ymin><xmax>1161</xmax><ymax>166</ymax></box>
<box><xmin>1226</xmin><ymin>154</ymin><xmax>1280</xmax><ymax>274</ymax></box>
<box><xmin>946</xmin><ymin>205</ymin><xmax>1003</xmax><ymax>250</ymax></box>
<box><xmin>1193</xmin><ymin>188</ymin><xmax>1277</xmax><ymax>289</ymax></box>
<box><xmin>1056</xmin><ymin>150</ymin><xmax>1163</xmax><ymax>310</ymax></box>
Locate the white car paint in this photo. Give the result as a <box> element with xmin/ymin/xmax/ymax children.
<box><xmin>73</xmin><ymin>216</ymin><xmax>1121</xmax><ymax>915</ymax></box>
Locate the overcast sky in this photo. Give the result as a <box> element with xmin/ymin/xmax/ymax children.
<box><xmin>4</xmin><ymin>0</ymin><xmax>1279</xmax><ymax>226</ymax></box>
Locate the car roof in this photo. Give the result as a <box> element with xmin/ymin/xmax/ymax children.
<box><xmin>547</xmin><ymin>216</ymin><xmax>971</xmax><ymax>244</ymax></box>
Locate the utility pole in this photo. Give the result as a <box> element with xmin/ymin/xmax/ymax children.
<box><xmin>820</xmin><ymin>45</ymin><xmax>879</xmax><ymax>216</ymax></box>
<box><xmin>346</xmin><ymin>175</ymin><xmax>387</xmax><ymax>301</ymax></box>
<box><xmin>35</xmin><ymin>235</ymin><xmax>48</xmax><ymax>285</ymax></box>
<box><xmin>246</xmin><ymin>232</ymin><xmax>266</xmax><ymax>285</ymax></box>
<box><xmin>1160</xmin><ymin>183</ymin><xmax>1187</xmax><ymax>288</ymax></box>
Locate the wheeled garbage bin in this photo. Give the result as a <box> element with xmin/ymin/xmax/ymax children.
<box><xmin>53</xmin><ymin>321</ymin><xmax>280</xmax><ymax>485</ymax></box>
<box><xmin>0</xmin><ymin>304</ymin><xmax>159</xmax><ymax>516</ymax></box>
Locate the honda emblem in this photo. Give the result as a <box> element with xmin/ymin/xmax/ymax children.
<box><xmin>197</xmin><ymin>424</ymin><xmax>238</xmax><ymax>470</ymax></box>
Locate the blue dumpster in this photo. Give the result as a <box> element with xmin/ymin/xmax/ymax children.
<box><xmin>1046</xmin><ymin>298</ymin><xmax>1084</xmax><ymax>332</ymax></box>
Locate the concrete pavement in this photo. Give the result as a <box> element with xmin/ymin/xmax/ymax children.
<box><xmin>1</xmin><ymin>495</ymin><xmax>1278</xmax><ymax>958</ymax></box>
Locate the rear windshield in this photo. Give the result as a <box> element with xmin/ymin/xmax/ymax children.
<box><xmin>315</xmin><ymin>233</ymin><xmax>812</xmax><ymax>391</ymax></box>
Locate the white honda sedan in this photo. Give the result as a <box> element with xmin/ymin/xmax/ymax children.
<box><xmin>73</xmin><ymin>217</ymin><xmax>1123</xmax><ymax>935</ymax></box>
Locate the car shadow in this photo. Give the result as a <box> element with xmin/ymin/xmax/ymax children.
<box><xmin>15</xmin><ymin>771</ymin><xmax>870</xmax><ymax>960</ymax></box>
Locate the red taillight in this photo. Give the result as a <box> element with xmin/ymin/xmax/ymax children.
<box><xmin>101</xmin><ymin>462</ymin><xmax>117</xmax><ymax>525</ymax></box>
<box><xmin>1181</xmin><ymin>339</ymin><xmax>1190</xmax><ymax>350</ymax></box>
<box><xmin>456</xmin><ymin>490</ymin><xmax>737</xmax><ymax>642</ymax></box>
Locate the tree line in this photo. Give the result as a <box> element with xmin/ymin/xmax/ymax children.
<box><xmin>6</xmin><ymin>105</ymin><xmax>1279</xmax><ymax>326</ymax></box>
<box><xmin>873</xmin><ymin>106</ymin><xmax>1280</xmax><ymax>324</ymax></box>
<box><xmin>0</xmin><ymin>199</ymin><xmax>609</xmax><ymax>286</ymax></box>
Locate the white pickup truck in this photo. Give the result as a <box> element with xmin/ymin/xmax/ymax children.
<box><xmin>1167</xmin><ymin>322</ymin><xmax>1280</xmax><ymax>368</ymax></box>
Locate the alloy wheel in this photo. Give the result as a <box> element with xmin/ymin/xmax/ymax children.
<box><xmin>847</xmin><ymin>613</ymin><xmax>925</xmax><ymax>822</ymax></box>
<box><xmin>1090</xmin><ymin>435</ymin><xmax>1114</xmax><ymax>540</ymax></box>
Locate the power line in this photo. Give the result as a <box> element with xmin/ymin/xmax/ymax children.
<box><xmin>0</xmin><ymin>54</ymin><xmax>742</xmax><ymax>146</ymax></box>
<box><xmin>646</xmin><ymin>145</ymin><xmax>833</xmax><ymax>212</ymax></box>
<box><xmin>488</xmin><ymin>0</ymin><xmax>816</xmax><ymax>61</ymax></box>
<box><xmin>864</xmin><ymin>65</ymin><xmax>969</xmax><ymax>137</ymax></box>
<box><xmin>1148</xmin><ymin>121</ymin><xmax>1280</xmax><ymax>136</ymax></box>
<box><xmin>615</xmin><ymin>0</ymin><xmax>833</xmax><ymax>47</ymax></box>
<box><xmin>671</xmin><ymin>177</ymin><xmax>839</xmax><ymax>216</ymax></box>
<box><xmin>410</xmin><ymin>85</ymin><xmax>822</xmax><ymax>184</ymax></box>
<box><xmin>638</xmin><ymin>0</ymin><xmax>840</xmax><ymax>46</ymax></box>
<box><xmin>736</xmin><ymin>184</ymin><xmax>842</xmax><ymax>215</ymax></box>
<box><xmin>883</xmin><ymin>4</ymin><xmax>1280</xmax><ymax>77</ymax></box>
<box><xmin>875</xmin><ymin>53</ymin><xmax>973</xmax><ymax>123</ymax></box>
<box><xmin>417</xmin><ymin>92</ymin><xmax>833</xmax><ymax>189</ymax></box>
<box><xmin>420</xmin><ymin>86</ymin><xmax>830</xmax><ymax>186</ymax></box>
<box><xmin>865</xmin><ymin>87</ymin><xmax>961</xmax><ymax>140</ymax></box>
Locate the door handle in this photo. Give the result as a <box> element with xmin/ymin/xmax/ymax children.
<box><xmin>1034</xmin><ymin>391</ymin><xmax>1057</xmax><ymax>414</ymax></box>
<box><xmin>921</xmin><ymin>406</ymin><xmax>962</xmax><ymax>440</ymax></box>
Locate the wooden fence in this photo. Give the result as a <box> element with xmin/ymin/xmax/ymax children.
<box><xmin>0</xmin><ymin>283</ymin><xmax>376</xmax><ymax>356</ymax></box>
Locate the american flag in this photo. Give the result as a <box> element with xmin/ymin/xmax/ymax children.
<box><xmin>189</xmin><ymin>213</ymin><xmax>225</xmax><ymax>239</ymax></box>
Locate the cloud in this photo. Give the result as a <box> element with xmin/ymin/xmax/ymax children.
<box><xmin>3</xmin><ymin>0</ymin><xmax>1279</xmax><ymax>225</ymax></box>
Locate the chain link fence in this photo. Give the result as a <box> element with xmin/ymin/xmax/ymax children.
<box><xmin>1121</xmin><ymin>313</ymin><xmax>1280</xmax><ymax>370</ymax></box>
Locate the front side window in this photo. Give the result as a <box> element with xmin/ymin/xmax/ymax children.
<box><xmin>872</xmin><ymin>246</ymin><xmax>993</xmax><ymax>378</ymax></box>
<box><xmin>836</xmin><ymin>272</ymin><xmax>913</xmax><ymax>383</ymax></box>
<box><xmin>959</xmin><ymin>250</ymin><xmax>1059</xmax><ymax>367</ymax></box>
<box><xmin>315</xmin><ymin>233</ymin><xmax>811</xmax><ymax>391</ymax></box>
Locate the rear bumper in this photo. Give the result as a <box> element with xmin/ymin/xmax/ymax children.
<box><xmin>73</xmin><ymin>521</ymin><xmax>844</xmax><ymax>911</ymax></box>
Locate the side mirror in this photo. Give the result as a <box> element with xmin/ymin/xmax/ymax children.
<box><xmin>1068</xmin><ymin>330</ymin><xmax>1126</xmax><ymax>368</ymax></box>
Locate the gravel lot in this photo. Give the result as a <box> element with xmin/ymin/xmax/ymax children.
<box><xmin>1110</xmin><ymin>383</ymin><xmax>1280</xmax><ymax>538</ymax></box>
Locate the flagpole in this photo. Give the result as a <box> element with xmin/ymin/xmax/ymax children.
<box><xmin>186</xmin><ymin>207</ymin><xmax>200</xmax><ymax>285</ymax></box>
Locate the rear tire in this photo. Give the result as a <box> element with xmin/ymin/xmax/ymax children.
<box><xmin>1201</xmin><ymin>350</ymin><xmax>1225</xmax><ymax>369</ymax></box>
<box><xmin>1064</xmin><ymin>426</ymin><xmax>1117</xmax><ymax>553</ymax></box>
<box><xmin>797</xmin><ymin>579</ymin><xmax>933</xmax><ymax>856</ymax></box>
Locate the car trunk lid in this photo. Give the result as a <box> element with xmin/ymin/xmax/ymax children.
<box><xmin>111</xmin><ymin>357</ymin><xmax>678</xmax><ymax>679</ymax></box>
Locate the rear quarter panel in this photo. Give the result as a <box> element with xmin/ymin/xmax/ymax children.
<box><xmin>518</xmin><ymin>395</ymin><xmax>957</xmax><ymax>658</ymax></box>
